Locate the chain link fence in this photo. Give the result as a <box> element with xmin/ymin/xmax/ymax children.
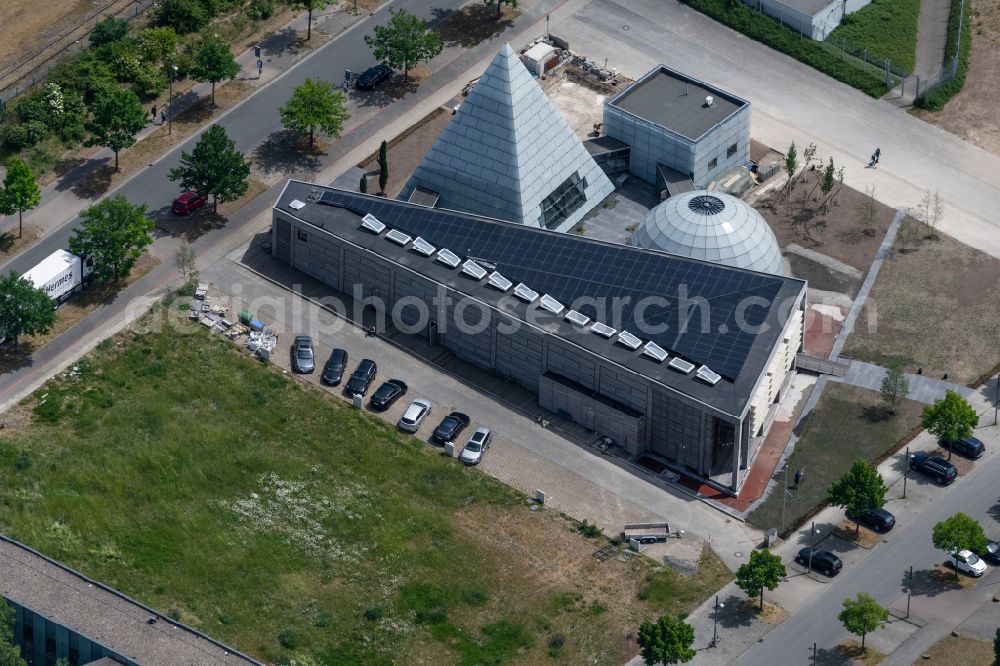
<box><xmin>0</xmin><ymin>0</ymin><xmax>157</xmax><ymax>108</ymax></box>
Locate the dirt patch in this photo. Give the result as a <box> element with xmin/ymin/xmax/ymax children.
<box><xmin>929</xmin><ymin>564</ymin><xmax>980</xmax><ymax>588</ymax></box>
<box><xmin>359</xmin><ymin>108</ymin><xmax>452</xmax><ymax>198</ymax></box>
<box><xmin>833</xmin><ymin>520</ymin><xmax>883</xmax><ymax>549</ymax></box>
<box><xmin>927</xmin><ymin>448</ymin><xmax>976</xmax><ymax>475</ymax></box>
<box><xmin>0</xmin><ymin>253</ymin><xmax>158</xmax><ymax>373</ymax></box>
<box><xmin>436</xmin><ymin>4</ymin><xmax>520</xmax><ymax>48</ymax></box>
<box><xmin>914</xmin><ymin>0</ymin><xmax>1000</xmax><ymax>156</ymax></box>
<box><xmin>921</xmin><ymin>632</ymin><xmax>995</xmax><ymax>665</ymax></box>
<box><xmin>755</xmin><ymin>168</ymin><xmax>896</xmax><ymax>274</ymax></box>
<box><xmin>541</xmin><ymin>72</ymin><xmax>610</xmax><ymax>140</ymax></box>
<box><xmin>750</xmin><ymin>139</ymin><xmax>784</xmax><ymax>172</ymax></box>
<box><xmin>843</xmin><ymin>229</ymin><xmax>1000</xmax><ymax>385</ymax></box>
<box><xmin>0</xmin><ymin>225</ymin><xmax>42</xmax><ymax>261</ymax></box>
<box><xmin>834</xmin><ymin>640</ymin><xmax>886</xmax><ymax>665</ymax></box>
<box><xmin>738</xmin><ymin>598</ymin><xmax>789</xmax><ymax>624</ymax></box>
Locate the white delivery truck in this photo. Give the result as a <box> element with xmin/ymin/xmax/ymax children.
<box><xmin>22</xmin><ymin>249</ymin><xmax>94</xmax><ymax>304</ymax></box>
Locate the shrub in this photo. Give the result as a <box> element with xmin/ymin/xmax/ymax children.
<box><xmin>547</xmin><ymin>632</ymin><xmax>565</xmax><ymax>657</ymax></box>
<box><xmin>679</xmin><ymin>0</ymin><xmax>887</xmax><ymax>97</ymax></box>
<box><xmin>364</xmin><ymin>607</ymin><xmax>383</xmax><ymax>621</ymax></box>
<box><xmin>155</xmin><ymin>0</ymin><xmax>210</xmax><ymax>34</ymax></box>
<box><xmin>277</xmin><ymin>628</ymin><xmax>299</xmax><ymax>649</ymax></box>
<box><xmin>13</xmin><ymin>451</ymin><xmax>32</xmax><ymax>471</ymax></box>
<box><xmin>578</xmin><ymin>520</ymin><xmax>602</xmax><ymax>538</ymax></box>
<box><xmin>915</xmin><ymin>0</ymin><xmax>971</xmax><ymax>110</ymax></box>
<box><xmin>247</xmin><ymin>0</ymin><xmax>274</xmax><ymax>21</ymax></box>
<box><xmin>90</xmin><ymin>17</ymin><xmax>130</xmax><ymax>46</ymax></box>
<box><xmin>2</xmin><ymin>124</ymin><xmax>36</xmax><ymax>150</ymax></box>
<box><xmin>314</xmin><ymin>610</ymin><xmax>332</xmax><ymax>627</ymax></box>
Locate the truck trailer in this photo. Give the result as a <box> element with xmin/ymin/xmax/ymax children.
<box><xmin>22</xmin><ymin>250</ymin><xmax>94</xmax><ymax>304</ymax></box>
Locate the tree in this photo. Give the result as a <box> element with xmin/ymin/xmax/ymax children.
<box><xmin>879</xmin><ymin>364</ymin><xmax>910</xmax><ymax>415</ymax></box>
<box><xmin>278</xmin><ymin>78</ymin><xmax>350</xmax><ymax>149</ymax></box>
<box><xmin>827</xmin><ymin>459</ymin><xmax>887</xmax><ymax>533</ymax></box>
<box><xmin>154</xmin><ymin>0</ymin><xmax>209</xmax><ymax>34</ymax></box>
<box><xmin>994</xmin><ymin>627</ymin><xmax>1000</xmax><ymax>663</ymax></box>
<box><xmin>933</xmin><ymin>513</ymin><xmax>987</xmax><ymax>579</ymax></box>
<box><xmin>69</xmin><ymin>196</ymin><xmax>154</xmax><ymax>282</ymax></box>
<box><xmin>175</xmin><ymin>241</ymin><xmax>198</xmax><ymax>284</ymax></box>
<box><xmin>90</xmin><ymin>16</ymin><xmax>130</xmax><ymax>46</ymax></box>
<box><xmin>84</xmin><ymin>86</ymin><xmax>146</xmax><ymax>171</ymax></box>
<box><xmin>482</xmin><ymin>0</ymin><xmax>518</xmax><ymax>19</ymax></box>
<box><xmin>858</xmin><ymin>184</ymin><xmax>877</xmax><ymax>236</ymax></box>
<box><xmin>916</xmin><ymin>189</ymin><xmax>944</xmax><ymax>238</ymax></box>
<box><xmin>838</xmin><ymin>593</ymin><xmax>888</xmax><ymax>651</ymax></box>
<box><xmin>191</xmin><ymin>37</ymin><xmax>239</xmax><ymax>107</ymax></box>
<box><xmin>138</xmin><ymin>27</ymin><xmax>179</xmax><ymax>67</ymax></box>
<box><xmin>359</xmin><ymin>174</ymin><xmax>368</xmax><ymax>193</ymax></box>
<box><xmin>899</xmin><ymin>212</ymin><xmax>921</xmax><ymax>252</ymax></box>
<box><xmin>735</xmin><ymin>548</ymin><xmax>786</xmax><ymax>610</ymax></box>
<box><xmin>922</xmin><ymin>389</ymin><xmax>979</xmax><ymax>458</ymax></box>
<box><xmin>364</xmin><ymin>8</ymin><xmax>444</xmax><ymax>83</ymax></box>
<box><xmin>287</xmin><ymin>0</ymin><xmax>333</xmax><ymax>40</ymax></box>
<box><xmin>377</xmin><ymin>139</ymin><xmax>388</xmax><ymax>192</ymax></box>
<box><xmin>168</xmin><ymin>124</ymin><xmax>250</xmax><ymax>213</ymax></box>
<box><xmin>636</xmin><ymin>614</ymin><xmax>695</xmax><ymax>665</ymax></box>
<box><xmin>0</xmin><ymin>599</ymin><xmax>26</xmax><ymax>666</ymax></box>
<box><xmin>818</xmin><ymin>157</ymin><xmax>837</xmax><ymax>212</ymax></box>
<box><xmin>0</xmin><ymin>158</ymin><xmax>41</xmax><ymax>238</ymax></box>
<box><xmin>782</xmin><ymin>141</ymin><xmax>797</xmax><ymax>210</ymax></box>
<box><xmin>0</xmin><ymin>271</ymin><xmax>56</xmax><ymax>351</ymax></box>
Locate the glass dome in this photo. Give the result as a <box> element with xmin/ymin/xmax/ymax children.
<box><xmin>632</xmin><ymin>191</ymin><xmax>783</xmax><ymax>275</ymax></box>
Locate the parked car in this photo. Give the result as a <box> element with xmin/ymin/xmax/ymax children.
<box><xmin>846</xmin><ymin>507</ymin><xmax>896</xmax><ymax>533</ymax></box>
<box><xmin>431</xmin><ymin>412</ymin><xmax>471</xmax><ymax>445</ymax></box>
<box><xmin>369</xmin><ymin>379</ymin><xmax>408</xmax><ymax>410</ymax></box>
<box><xmin>320</xmin><ymin>348</ymin><xmax>348</xmax><ymax>386</ymax></box>
<box><xmin>909</xmin><ymin>454</ymin><xmax>957</xmax><ymax>485</ymax></box>
<box><xmin>345</xmin><ymin>359</ymin><xmax>377</xmax><ymax>396</ymax></box>
<box><xmin>460</xmin><ymin>427</ymin><xmax>492</xmax><ymax>465</ymax></box>
<box><xmin>948</xmin><ymin>549</ymin><xmax>987</xmax><ymax>577</ymax></box>
<box><xmin>398</xmin><ymin>399</ymin><xmax>432</xmax><ymax>433</ymax></box>
<box><xmin>795</xmin><ymin>548</ymin><xmax>842</xmax><ymax>576</ymax></box>
<box><xmin>978</xmin><ymin>539</ymin><xmax>1000</xmax><ymax>566</ymax></box>
<box><xmin>940</xmin><ymin>436</ymin><xmax>985</xmax><ymax>460</ymax></box>
<box><xmin>355</xmin><ymin>64</ymin><xmax>392</xmax><ymax>90</ymax></box>
<box><xmin>172</xmin><ymin>191</ymin><xmax>207</xmax><ymax>215</ymax></box>
<box><xmin>291</xmin><ymin>336</ymin><xmax>315</xmax><ymax>373</ymax></box>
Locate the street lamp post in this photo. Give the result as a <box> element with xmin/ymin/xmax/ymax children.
<box><xmin>994</xmin><ymin>373</ymin><xmax>999</xmax><ymax>426</ymax></box>
<box><xmin>903</xmin><ymin>447</ymin><xmax>910</xmax><ymax>499</ymax></box>
<box><xmin>906</xmin><ymin>565</ymin><xmax>913</xmax><ymax>618</ymax></box>
<box><xmin>781</xmin><ymin>464</ymin><xmax>790</xmax><ymax>530</ymax></box>
<box><xmin>710</xmin><ymin>595</ymin><xmax>724</xmax><ymax>648</ymax></box>
<box><xmin>168</xmin><ymin>63</ymin><xmax>178</xmax><ymax>136</ymax></box>
<box><xmin>808</xmin><ymin>521</ymin><xmax>819</xmax><ymax>573</ymax></box>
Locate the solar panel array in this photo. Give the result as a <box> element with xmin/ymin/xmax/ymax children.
<box><xmin>311</xmin><ymin>190</ymin><xmax>789</xmax><ymax>381</ymax></box>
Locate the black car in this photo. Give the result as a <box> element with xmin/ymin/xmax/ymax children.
<box><xmin>910</xmin><ymin>454</ymin><xmax>958</xmax><ymax>485</ymax></box>
<box><xmin>979</xmin><ymin>539</ymin><xmax>1000</xmax><ymax>565</ymax></box>
<box><xmin>345</xmin><ymin>359</ymin><xmax>377</xmax><ymax>396</ymax></box>
<box><xmin>355</xmin><ymin>64</ymin><xmax>392</xmax><ymax>90</ymax></box>
<box><xmin>321</xmin><ymin>348</ymin><xmax>348</xmax><ymax>386</ymax></box>
<box><xmin>846</xmin><ymin>507</ymin><xmax>896</xmax><ymax>533</ymax></box>
<box><xmin>796</xmin><ymin>548</ymin><xmax>843</xmax><ymax>576</ymax></box>
<box><xmin>940</xmin><ymin>436</ymin><xmax>985</xmax><ymax>460</ymax></box>
<box><xmin>369</xmin><ymin>379</ymin><xmax>408</xmax><ymax>411</ymax></box>
<box><xmin>291</xmin><ymin>335</ymin><xmax>315</xmax><ymax>374</ymax></box>
<box><xmin>431</xmin><ymin>412</ymin><xmax>471</xmax><ymax>445</ymax></box>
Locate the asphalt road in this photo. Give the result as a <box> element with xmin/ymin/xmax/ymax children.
<box><xmin>736</xmin><ymin>451</ymin><xmax>1000</xmax><ymax>665</ymax></box>
<box><xmin>0</xmin><ymin>0</ymin><xmax>469</xmax><ymax>278</ymax></box>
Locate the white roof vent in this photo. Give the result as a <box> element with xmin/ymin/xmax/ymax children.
<box><xmin>486</xmin><ymin>271</ymin><xmax>512</xmax><ymax>292</ymax></box>
<box><xmin>669</xmin><ymin>357</ymin><xmax>695</xmax><ymax>374</ymax></box>
<box><xmin>461</xmin><ymin>260</ymin><xmax>487</xmax><ymax>280</ymax></box>
<box><xmin>288</xmin><ymin>199</ymin><xmax>305</xmax><ymax>210</ymax></box>
<box><xmin>538</xmin><ymin>294</ymin><xmax>565</xmax><ymax>315</ymax></box>
<box><xmin>705</xmin><ymin>95</ymin><xmax>714</xmax><ymax>106</ymax></box>
<box><xmin>590</xmin><ymin>321</ymin><xmax>616</xmax><ymax>338</ymax></box>
<box><xmin>411</xmin><ymin>237</ymin><xmax>436</xmax><ymax>256</ymax></box>
<box><xmin>385</xmin><ymin>229</ymin><xmax>412</xmax><ymax>246</ymax></box>
<box><xmin>696</xmin><ymin>365</ymin><xmax>722</xmax><ymax>386</ymax></box>
<box><xmin>513</xmin><ymin>283</ymin><xmax>539</xmax><ymax>303</ymax></box>
<box><xmin>617</xmin><ymin>331</ymin><xmax>642</xmax><ymax>350</ymax></box>
<box><xmin>436</xmin><ymin>248</ymin><xmax>461</xmax><ymax>268</ymax></box>
<box><xmin>642</xmin><ymin>341</ymin><xmax>668</xmax><ymax>362</ymax></box>
<box><xmin>564</xmin><ymin>310</ymin><xmax>590</xmax><ymax>327</ymax></box>
<box><xmin>361</xmin><ymin>213</ymin><xmax>386</xmax><ymax>234</ymax></box>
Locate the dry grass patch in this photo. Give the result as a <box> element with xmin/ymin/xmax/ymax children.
<box><xmin>739</xmin><ymin>598</ymin><xmax>788</xmax><ymax>624</ymax></box>
<box><xmin>921</xmin><ymin>632</ymin><xmax>994</xmax><ymax>665</ymax></box>
<box><xmin>834</xmin><ymin>639</ymin><xmax>886</xmax><ymax>664</ymax></box>
<box><xmin>929</xmin><ymin>564</ymin><xmax>980</xmax><ymax>589</ymax></box>
<box><xmin>833</xmin><ymin>520</ymin><xmax>883</xmax><ymax>549</ymax></box>
<box><xmin>0</xmin><ymin>225</ymin><xmax>41</xmax><ymax>261</ymax></box>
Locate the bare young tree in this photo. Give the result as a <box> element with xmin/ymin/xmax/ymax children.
<box><xmin>858</xmin><ymin>185</ymin><xmax>877</xmax><ymax>236</ymax></box>
<box><xmin>916</xmin><ymin>189</ymin><xmax>944</xmax><ymax>239</ymax></box>
<box><xmin>175</xmin><ymin>241</ymin><xmax>198</xmax><ymax>284</ymax></box>
<box><xmin>898</xmin><ymin>210</ymin><xmax>921</xmax><ymax>252</ymax></box>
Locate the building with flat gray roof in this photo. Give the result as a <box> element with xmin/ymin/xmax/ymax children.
<box><xmin>603</xmin><ymin>65</ymin><xmax>751</xmax><ymax>193</ymax></box>
<box><xmin>1</xmin><ymin>536</ymin><xmax>260</xmax><ymax>666</ymax></box>
<box><xmin>271</xmin><ymin>181</ymin><xmax>807</xmax><ymax>494</ymax></box>
<box><xmin>743</xmin><ymin>0</ymin><xmax>874</xmax><ymax>40</ymax></box>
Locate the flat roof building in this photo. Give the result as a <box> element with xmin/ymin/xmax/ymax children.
<box><xmin>271</xmin><ymin>181</ymin><xmax>806</xmax><ymax>494</ymax></box>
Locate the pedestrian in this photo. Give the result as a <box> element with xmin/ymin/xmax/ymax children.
<box><xmin>874</xmin><ymin>147</ymin><xmax>881</xmax><ymax>163</ymax></box>
<box><xmin>151</xmin><ymin>104</ymin><xmax>157</xmax><ymax>123</ymax></box>
<box><xmin>160</xmin><ymin>109</ymin><xmax>166</xmax><ymax>125</ymax></box>
<box><xmin>794</xmin><ymin>469</ymin><xmax>803</xmax><ymax>488</ymax></box>
<box><xmin>867</xmin><ymin>153</ymin><xmax>876</xmax><ymax>169</ymax></box>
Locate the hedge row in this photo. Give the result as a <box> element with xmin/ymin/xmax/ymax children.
<box><xmin>679</xmin><ymin>0</ymin><xmax>889</xmax><ymax>98</ymax></box>
<box><xmin>915</xmin><ymin>0</ymin><xmax>972</xmax><ymax>110</ymax></box>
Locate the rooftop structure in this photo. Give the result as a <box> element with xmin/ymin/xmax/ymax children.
<box><xmin>400</xmin><ymin>44</ymin><xmax>613</xmax><ymax>232</ymax></box>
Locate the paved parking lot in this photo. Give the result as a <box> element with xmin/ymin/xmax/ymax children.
<box><xmin>198</xmin><ymin>244</ymin><xmax>766</xmax><ymax>573</ymax></box>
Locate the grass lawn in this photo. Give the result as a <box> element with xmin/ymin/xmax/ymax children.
<box><xmin>827</xmin><ymin>0</ymin><xmax>920</xmax><ymax>72</ymax></box>
<box><xmin>921</xmin><ymin>632</ymin><xmax>994</xmax><ymax>664</ymax></box>
<box><xmin>0</xmin><ymin>315</ymin><xmax>730</xmax><ymax>665</ymax></box>
<box><xmin>843</xmin><ymin>230</ymin><xmax>1000</xmax><ymax>385</ymax></box>
<box><xmin>748</xmin><ymin>383</ymin><xmax>923</xmax><ymax>533</ymax></box>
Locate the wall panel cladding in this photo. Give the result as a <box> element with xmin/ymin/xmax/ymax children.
<box><xmin>441</xmin><ymin>300</ymin><xmax>493</xmax><ymax>369</ymax></box>
<box><xmin>292</xmin><ymin>227</ymin><xmax>342</xmax><ymax>290</ymax></box>
<box><xmin>343</xmin><ymin>248</ymin><xmax>391</xmax><ymax>301</ymax></box>
<box><xmin>538</xmin><ymin>375</ymin><xmax>645</xmax><ymax>454</ymax></box>
<box><xmin>597</xmin><ymin>364</ymin><xmax>648</xmax><ymax>413</ymax></box>
<box><xmin>393</xmin><ymin>271</ymin><xmax>439</xmax><ymax>331</ymax></box>
<box><xmin>649</xmin><ymin>386</ymin><xmax>707</xmax><ymax>471</ymax></box>
<box><xmin>545</xmin><ymin>338</ymin><xmax>597</xmax><ymax>390</ymax></box>
<box><xmin>494</xmin><ymin>322</ymin><xmax>543</xmax><ymax>391</ymax></box>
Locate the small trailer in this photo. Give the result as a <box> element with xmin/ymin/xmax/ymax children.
<box><xmin>22</xmin><ymin>249</ymin><xmax>94</xmax><ymax>304</ymax></box>
<box><xmin>622</xmin><ymin>522</ymin><xmax>673</xmax><ymax>544</ymax></box>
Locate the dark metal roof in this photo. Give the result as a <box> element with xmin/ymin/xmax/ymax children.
<box><xmin>657</xmin><ymin>163</ymin><xmax>695</xmax><ymax>197</ymax></box>
<box><xmin>607</xmin><ymin>66</ymin><xmax>749</xmax><ymax>142</ymax></box>
<box><xmin>275</xmin><ymin>181</ymin><xmax>805</xmax><ymax>416</ymax></box>
<box><xmin>583</xmin><ymin>135</ymin><xmax>630</xmax><ymax>155</ymax></box>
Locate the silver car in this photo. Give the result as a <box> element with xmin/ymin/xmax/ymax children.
<box><xmin>398</xmin><ymin>399</ymin><xmax>432</xmax><ymax>433</ymax></box>
<box><xmin>460</xmin><ymin>427</ymin><xmax>492</xmax><ymax>465</ymax></box>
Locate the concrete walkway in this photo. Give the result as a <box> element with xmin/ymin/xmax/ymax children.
<box><xmin>835</xmin><ymin>359</ymin><xmax>974</xmax><ymax>403</ymax></box>
<box><xmin>913</xmin><ymin>0</ymin><xmax>955</xmax><ymax>84</ymax></box>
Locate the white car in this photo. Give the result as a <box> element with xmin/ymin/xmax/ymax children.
<box><xmin>460</xmin><ymin>427</ymin><xmax>492</xmax><ymax>465</ymax></box>
<box><xmin>397</xmin><ymin>399</ymin><xmax>432</xmax><ymax>433</ymax></box>
<box><xmin>948</xmin><ymin>549</ymin><xmax>987</xmax><ymax>577</ymax></box>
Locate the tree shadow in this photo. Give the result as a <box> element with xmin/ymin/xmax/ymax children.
<box><xmin>256</xmin><ymin>27</ymin><xmax>309</xmax><ymax>59</ymax></box>
<box><xmin>0</xmin><ymin>231</ymin><xmax>17</xmax><ymax>253</ymax></box>
<box><xmin>814</xmin><ymin>645</ymin><xmax>858</xmax><ymax>665</ymax></box>
<box><xmin>861</xmin><ymin>405</ymin><xmax>892</xmax><ymax>422</ymax></box>
<box><xmin>715</xmin><ymin>593</ymin><xmax>756</xmax><ymax>630</ymax></box>
<box><xmin>431</xmin><ymin>4</ymin><xmax>515</xmax><ymax>48</ymax></box>
<box><xmin>251</xmin><ymin>130</ymin><xmax>322</xmax><ymax>178</ymax></box>
<box><xmin>0</xmin><ymin>341</ymin><xmax>39</xmax><ymax>375</ymax></box>
<box><xmin>350</xmin><ymin>75</ymin><xmax>419</xmax><ymax>109</ymax></box>
<box><xmin>788</xmin><ymin>520</ymin><xmax>862</xmax><ymax>556</ymax></box>
<box><xmin>977</xmin><ymin>376</ymin><xmax>998</xmax><ymax>412</ymax></box>
<box><xmin>151</xmin><ymin>203</ymin><xmax>228</xmax><ymax>242</ymax></box>
<box><xmin>903</xmin><ymin>566</ymin><xmax>964</xmax><ymax>597</ymax></box>
<box><xmin>69</xmin><ymin>163</ymin><xmax>116</xmax><ymax>199</ymax></box>
<box><xmin>988</xmin><ymin>500</ymin><xmax>1000</xmax><ymax>525</ymax></box>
